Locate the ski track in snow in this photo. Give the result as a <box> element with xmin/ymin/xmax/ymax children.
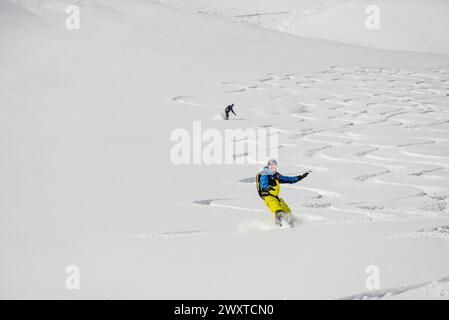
<box><xmin>341</xmin><ymin>276</ymin><xmax>449</xmax><ymax>300</ymax></box>
<box><xmin>122</xmin><ymin>200</ymin><xmax>292</xmax><ymax>240</ymax></box>
<box><xmin>172</xmin><ymin>65</ymin><xmax>449</xmax><ymax>226</ymax></box>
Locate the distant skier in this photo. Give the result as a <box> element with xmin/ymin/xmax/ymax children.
<box><xmin>224</xmin><ymin>103</ymin><xmax>236</xmax><ymax>120</ymax></box>
<box><xmin>256</xmin><ymin>159</ymin><xmax>310</xmax><ymax>227</ymax></box>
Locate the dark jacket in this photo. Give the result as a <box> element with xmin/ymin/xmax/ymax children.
<box><xmin>225</xmin><ymin>105</ymin><xmax>236</xmax><ymax>115</ymax></box>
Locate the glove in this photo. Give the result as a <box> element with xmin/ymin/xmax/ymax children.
<box><xmin>262</xmin><ymin>186</ymin><xmax>275</xmax><ymax>192</ymax></box>
<box><xmin>298</xmin><ymin>171</ymin><xmax>311</xmax><ymax>180</ymax></box>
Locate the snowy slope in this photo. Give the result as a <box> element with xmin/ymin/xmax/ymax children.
<box><xmin>156</xmin><ymin>0</ymin><xmax>449</xmax><ymax>54</ymax></box>
<box><xmin>1</xmin><ymin>0</ymin><xmax>449</xmax><ymax>299</ymax></box>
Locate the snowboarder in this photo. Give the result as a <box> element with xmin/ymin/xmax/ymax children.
<box><xmin>224</xmin><ymin>103</ymin><xmax>236</xmax><ymax>120</ymax></box>
<box><xmin>256</xmin><ymin>159</ymin><xmax>310</xmax><ymax>227</ymax></box>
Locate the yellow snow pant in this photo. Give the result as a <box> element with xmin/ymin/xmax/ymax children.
<box><xmin>263</xmin><ymin>195</ymin><xmax>291</xmax><ymax>214</ymax></box>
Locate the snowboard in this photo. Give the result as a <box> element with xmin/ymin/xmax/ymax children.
<box><xmin>275</xmin><ymin>212</ymin><xmax>295</xmax><ymax>228</ymax></box>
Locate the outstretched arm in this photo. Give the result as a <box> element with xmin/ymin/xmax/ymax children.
<box><xmin>278</xmin><ymin>171</ymin><xmax>311</xmax><ymax>184</ymax></box>
<box><xmin>278</xmin><ymin>174</ymin><xmax>300</xmax><ymax>184</ymax></box>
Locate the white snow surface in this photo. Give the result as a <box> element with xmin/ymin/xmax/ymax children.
<box><xmin>1</xmin><ymin>0</ymin><xmax>449</xmax><ymax>299</ymax></box>
<box><xmin>156</xmin><ymin>0</ymin><xmax>449</xmax><ymax>54</ymax></box>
